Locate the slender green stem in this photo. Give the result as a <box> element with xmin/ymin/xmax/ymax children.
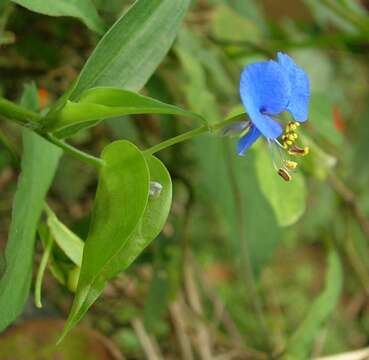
<box><xmin>0</xmin><ymin>97</ymin><xmax>43</xmax><ymax>127</ymax></box>
<box><xmin>44</xmin><ymin>134</ymin><xmax>104</xmax><ymax>169</ymax></box>
<box><xmin>144</xmin><ymin>117</ymin><xmax>239</xmax><ymax>155</ymax></box>
<box><xmin>34</xmin><ymin>231</ymin><xmax>54</xmax><ymax>308</ymax></box>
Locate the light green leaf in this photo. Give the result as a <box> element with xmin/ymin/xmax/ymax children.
<box><xmin>45</xmin><ymin>205</ymin><xmax>84</xmax><ymax>267</ymax></box>
<box><xmin>255</xmin><ymin>143</ymin><xmax>307</xmax><ymax>227</ymax></box>
<box><xmin>60</xmin><ymin>140</ymin><xmax>150</xmax><ymax>341</ymax></box>
<box><xmin>103</xmin><ymin>154</ymin><xmax>172</xmax><ymax>279</ymax></box>
<box><xmin>10</xmin><ymin>0</ymin><xmax>105</xmax><ymax>34</ymax></box>
<box><xmin>69</xmin><ymin>0</ymin><xmax>191</xmax><ymax>101</ymax></box>
<box><xmin>287</xmin><ymin>249</ymin><xmax>343</xmax><ymax>358</ymax></box>
<box><xmin>51</xmin><ymin>87</ymin><xmax>204</xmax><ymax>133</ymax></box>
<box><xmin>34</xmin><ymin>229</ymin><xmax>54</xmax><ymax>308</ymax></box>
<box><xmin>0</xmin><ymin>85</ymin><xmax>61</xmax><ymax>332</ymax></box>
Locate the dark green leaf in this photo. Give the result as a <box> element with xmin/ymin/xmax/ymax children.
<box><xmin>69</xmin><ymin>0</ymin><xmax>191</xmax><ymax>101</ymax></box>
<box><xmin>10</xmin><ymin>0</ymin><xmax>105</xmax><ymax>34</ymax></box>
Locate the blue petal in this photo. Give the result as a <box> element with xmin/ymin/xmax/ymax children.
<box><xmin>240</xmin><ymin>60</ymin><xmax>290</xmax><ymax>138</ymax></box>
<box><xmin>277</xmin><ymin>52</ymin><xmax>310</xmax><ymax>122</ymax></box>
<box><xmin>237</xmin><ymin>126</ymin><xmax>261</xmax><ymax>155</ymax></box>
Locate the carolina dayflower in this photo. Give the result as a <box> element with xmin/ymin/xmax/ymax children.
<box><xmin>237</xmin><ymin>52</ymin><xmax>310</xmax><ymax>181</ymax></box>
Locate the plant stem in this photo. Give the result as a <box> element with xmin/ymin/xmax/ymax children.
<box><xmin>0</xmin><ymin>97</ymin><xmax>43</xmax><ymax>127</ymax></box>
<box><xmin>44</xmin><ymin>134</ymin><xmax>104</xmax><ymax>169</ymax></box>
<box><xmin>34</xmin><ymin>231</ymin><xmax>54</xmax><ymax>308</ymax></box>
<box><xmin>144</xmin><ymin>117</ymin><xmax>238</xmax><ymax>155</ymax></box>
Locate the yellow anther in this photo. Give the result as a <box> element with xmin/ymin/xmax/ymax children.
<box><xmin>286</xmin><ymin>140</ymin><xmax>293</xmax><ymax>146</ymax></box>
<box><xmin>288</xmin><ymin>134</ymin><xmax>295</xmax><ymax>141</ymax></box>
<box><xmin>294</xmin><ymin>122</ymin><xmax>300</xmax><ymax>127</ymax></box>
<box><xmin>302</xmin><ymin>146</ymin><xmax>309</xmax><ymax>156</ymax></box>
<box><xmin>293</xmin><ymin>133</ymin><xmax>298</xmax><ymax>139</ymax></box>
<box><xmin>284</xmin><ymin>160</ymin><xmax>298</xmax><ymax>170</ymax></box>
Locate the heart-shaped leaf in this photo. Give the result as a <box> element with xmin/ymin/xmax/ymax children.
<box><xmin>59</xmin><ymin>140</ymin><xmax>150</xmax><ymax>341</ymax></box>
<box><xmin>60</xmin><ymin>150</ymin><xmax>172</xmax><ymax>342</ymax></box>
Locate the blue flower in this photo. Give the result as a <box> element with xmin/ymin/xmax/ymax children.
<box><xmin>237</xmin><ymin>52</ymin><xmax>310</xmax><ymax>181</ymax></box>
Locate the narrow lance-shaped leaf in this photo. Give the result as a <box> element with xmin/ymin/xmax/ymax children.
<box><xmin>60</xmin><ymin>153</ymin><xmax>172</xmax><ymax>341</ymax></box>
<box><xmin>59</xmin><ymin>140</ymin><xmax>150</xmax><ymax>342</ymax></box>
<box><xmin>45</xmin><ymin>205</ymin><xmax>84</xmax><ymax>267</ymax></box>
<box><xmin>10</xmin><ymin>0</ymin><xmax>105</xmax><ymax>34</ymax></box>
<box><xmin>69</xmin><ymin>0</ymin><xmax>191</xmax><ymax>101</ymax></box>
<box><xmin>0</xmin><ymin>86</ymin><xmax>61</xmax><ymax>331</ymax></box>
<box><xmin>50</xmin><ymin>87</ymin><xmax>204</xmax><ymax>134</ymax></box>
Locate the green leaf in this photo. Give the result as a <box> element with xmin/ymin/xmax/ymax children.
<box><xmin>103</xmin><ymin>154</ymin><xmax>172</xmax><ymax>279</ymax></box>
<box><xmin>254</xmin><ymin>143</ymin><xmax>307</xmax><ymax>227</ymax></box>
<box><xmin>60</xmin><ymin>153</ymin><xmax>172</xmax><ymax>341</ymax></box>
<box><xmin>51</xmin><ymin>87</ymin><xmax>204</xmax><ymax>134</ymax></box>
<box><xmin>0</xmin><ymin>133</ymin><xmax>61</xmax><ymax>328</ymax></box>
<box><xmin>10</xmin><ymin>0</ymin><xmax>105</xmax><ymax>34</ymax></box>
<box><xmin>0</xmin><ymin>85</ymin><xmax>61</xmax><ymax>332</ymax></box>
<box><xmin>287</xmin><ymin>249</ymin><xmax>343</xmax><ymax>359</ymax></box>
<box><xmin>60</xmin><ymin>140</ymin><xmax>150</xmax><ymax>341</ymax></box>
<box><xmin>45</xmin><ymin>205</ymin><xmax>84</xmax><ymax>267</ymax></box>
<box><xmin>69</xmin><ymin>0</ymin><xmax>191</xmax><ymax>101</ymax></box>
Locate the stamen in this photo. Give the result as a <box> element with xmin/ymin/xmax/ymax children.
<box><xmin>288</xmin><ymin>145</ymin><xmax>309</xmax><ymax>156</ymax></box>
<box><xmin>268</xmin><ymin>139</ymin><xmax>286</xmax><ymax>171</ymax></box>
<box><xmin>267</xmin><ymin>121</ymin><xmax>307</xmax><ymax>181</ymax></box>
<box><xmin>278</xmin><ymin>168</ymin><xmax>292</xmax><ymax>181</ymax></box>
<box><xmin>284</xmin><ymin>160</ymin><xmax>298</xmax><ymax>170</ymax></box>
